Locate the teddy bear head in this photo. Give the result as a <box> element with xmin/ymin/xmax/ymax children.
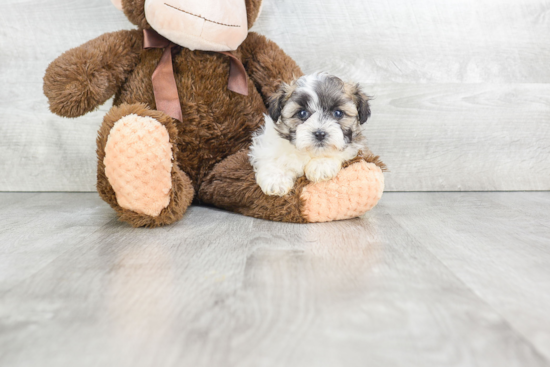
<box><xmin>111</xmin><ymin>0</ymin><xmax>263</xmax><ymax>51</ymax></box>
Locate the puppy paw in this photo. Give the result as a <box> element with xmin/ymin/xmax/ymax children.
<box><xmin>256</xmin><ymin>171</ymin><xmax>296</xmax><ymax>196</ymax></box>
<box><xmin>305</xmin><ymin>159</ymin><xmax>342</xmax><ymax>183</ymax></box>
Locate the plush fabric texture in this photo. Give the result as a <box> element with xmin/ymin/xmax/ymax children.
<box><xmin>108</xmin><ymin>31</ymin><xmax>302</xmax><ymax>196</ymax></box>
<box><xmin>199</xmin><ymin>149</ymin><xmax>309</xmax><ymax>223</ymax></box>
<box><xmin>301</xmin><ymin>161</ymin><xmax>385</xmax><ymax>222</ymax></box>
<box><xmin>43</xmin><ymin>30</ymin><xmax>143</xmax><ymax>118</ymax></box>
<box><xmin>104</xmin><ymin>114</ymin><xmax>173</xmax><ymax>217</ymax></box>
<box><xmin>145</xmin><ymin>0</ymin><xmax>249</xmax><ymax>52</ymax></box>
<box><xmin>45</xmin><ymin>0</ymin><xmax>386</xmax><ymax>227</ymax></box>
<box><xmin>300</xmin><ymin>151</ymin><xmax>386</xmax><ymax>223</ymax></box>
<box><xmin>199</xmin><ymin>150</ymin><xmax>386</xmax><ymax>223</ymax></box>
<box><xmin>121</xmin><ymin>0</ymin><xmax>150</xmax><ymax>29</ymax></box>
<box><xmin>119</xmin><ymin>0</ymin><xmax>262</xmax><ymax>30</ymax></box>
<box><xmin>97</xmin><ymin>104</ymin><xmax>194</xmax><ymax>228</ymax></box>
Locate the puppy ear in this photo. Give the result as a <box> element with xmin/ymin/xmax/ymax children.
<box><xmin>354</xmin><ymin>84</ymin><xmax>371</xmax><ymax>125</ymax></box>
<box><xmin>268</xmin><ymin>84</ymin><xmax>288</xmax><ymax>123</ymax></box>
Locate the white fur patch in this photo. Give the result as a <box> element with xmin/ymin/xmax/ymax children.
<box><xmin>250</xmin><ymin>115</ymin><xmax>363</xmax><ymax>196</ymax></box>
<box><xmin>250</xmin><ymin>73</ymin><xmax>369</xmax><ymax>196</ymax></box>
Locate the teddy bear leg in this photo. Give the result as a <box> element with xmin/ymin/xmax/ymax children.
<box><xmin>97</xmin><ymin>103</ymin><xmax>194</xmax><ymax>228</ymax></box>
<box><xmin>198</xmin><ymin>150</ymin><xmax>385</xmax><ymax>223</ymax></box>
<box><xmin>299</xmin><ymin>155</ymin><xmax>385</xmax><ymax>222</ymax></box>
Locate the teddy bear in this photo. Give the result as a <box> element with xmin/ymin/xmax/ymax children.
<box><xmin>43</xmin><ymin>0</ymin><xmax>386</xmax><ymax>228</ymax></box>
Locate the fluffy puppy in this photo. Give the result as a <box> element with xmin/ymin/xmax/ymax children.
<box><xmin>249</xmin><ymin>73</ymin><xmax>371</xmax><ymax>196</ymax></box>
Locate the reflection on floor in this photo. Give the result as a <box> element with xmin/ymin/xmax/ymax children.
<box><xmin>0</xmin><ymin>192</ymin><xmax>549</xmax><ymax>367</ymax></box>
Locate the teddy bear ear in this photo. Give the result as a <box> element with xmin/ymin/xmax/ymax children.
<box><xmin>110</xmin><ymin>0</ymin><xmax>123</xmax><ymax>11</ymax></box>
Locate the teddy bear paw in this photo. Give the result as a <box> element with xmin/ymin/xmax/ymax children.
<box><xmin>300</xmin><ymin>161</ymin><xmax>384</xmax><ymax>222</ymax></box>
<box><xmin>103</xmin><ymin>114</ymin><xmax>174</xmax><ymax>217</ymax></box>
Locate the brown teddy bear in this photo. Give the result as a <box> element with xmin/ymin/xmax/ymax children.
<box><xmin>43</xmin><ymin>0</ymin><xmax>385</xmax><ymax>228</ymax></box>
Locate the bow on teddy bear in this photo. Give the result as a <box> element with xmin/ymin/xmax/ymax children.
<box><xmin>43</xmin><ymin>0</ymin><xmax>385</xmax><ymax>228</ymax></box>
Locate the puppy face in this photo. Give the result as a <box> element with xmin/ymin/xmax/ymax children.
<box><xmin>268</xmin><ymin>74</ymin><xmax>370</xmax><ymax>155</ymax></box>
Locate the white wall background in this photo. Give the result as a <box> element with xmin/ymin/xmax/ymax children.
<box><xmin>1</xmin><ymin>0</ymin><xmax>549</xmax><ymax>191</ymax></box>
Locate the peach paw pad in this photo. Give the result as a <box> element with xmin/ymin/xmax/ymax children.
<box><xmin>300</xmin><ymin>161</ymin><xmax>384</xmax><ymax>222</ymax></box>
<box><xmin>104</xmin><ymin>114</ymin><xmax>173</xmax><ymax>217</ymax></box>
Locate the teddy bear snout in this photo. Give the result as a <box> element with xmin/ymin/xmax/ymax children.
<box><xmin>145</xmin><ymin>0</ymin><xmax>249</xmax><ymax>52</ymax></box>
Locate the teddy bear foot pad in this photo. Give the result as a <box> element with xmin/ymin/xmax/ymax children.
<box><xmin>103</xmin><ymin>114</ymin><xmax>173</xmax><ymax>217</ymax></box>
<box><xmin>300</xmin><ymin>161</ymin><xmax>385</xmax><ymax>222</ymax></box>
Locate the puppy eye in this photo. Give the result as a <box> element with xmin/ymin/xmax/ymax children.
<box><xmin>333</xmin><ymin>110</ymin><xmax>344</xmax><ymax>119</ymax></box>
<box><xmin>298</xmin><ymin>110</ymin><xmax>310</xmax><ymax>120</ymax></box>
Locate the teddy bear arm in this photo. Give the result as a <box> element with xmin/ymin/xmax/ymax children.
<box><xmin>240</xmin><ymin>32</ymin><xmax>304</xmax><ymax>100</ymax></box>
<box><xmin>43</xmin><ymin>30</ymin><xmax>142</xmax><ymax>118</ymax></box>
<box><xmin>198</xmin><ymin>149</ymin><xmax>386</xmax><ymax>223</ymax></box>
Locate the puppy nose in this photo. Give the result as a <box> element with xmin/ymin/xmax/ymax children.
<box><xmin>314</xmin><ymin>130</ymin><xmax>327</xmax><ymax>141</ymax></box>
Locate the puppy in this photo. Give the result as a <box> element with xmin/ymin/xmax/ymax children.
<box><xmin>249</xmin><ymin>73</ymin><xmax>371</xmax><ymax>196</ymax></box>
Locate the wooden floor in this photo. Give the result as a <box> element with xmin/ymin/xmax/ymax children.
<box><xmin>0</xmin><ymin>192</ymin><xmax>549</xmax><ymax>367</ymax></box>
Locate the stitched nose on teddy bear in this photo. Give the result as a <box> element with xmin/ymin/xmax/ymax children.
<box><xmin>144</xmin><ymin>0</ymin><xmax>249</xmax><ymax>52</ymax></box>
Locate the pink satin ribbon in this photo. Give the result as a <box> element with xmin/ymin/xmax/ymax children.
<box><xmin>143</xmin><ymin>29</ymin><xmax>249</xmax><ymax>122</ymax></box>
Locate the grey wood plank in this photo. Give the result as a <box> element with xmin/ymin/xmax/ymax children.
<box><xmin>0</xmin><ymin>193</ymin><xmax>114</xmax><ymax>293</ymax></box>
<box><xmin>485</xmin><ymin>191</ymin><xmax>550</xmax><ymax>220</ymax></box>
<box><xmin>381</xmin><ymin>192</ymin><xmax>550</xmax><ymax>361</ymax></box>
<box><xmin>365</xmin><ymin>84</ymin><xmax>550</xmax><ymax>191</ymax></box>
<box><xmin>255</xmin><ymin>0</ymin><xmax>550</xmax><ymax>84</ymax></box>
<box><xmin>0</xmin><ymin>0</ymin><xmax>130</xmax><ymax>192</ymax></box>
<box><xmin>1</xmin><ymin>0</ymin><xmax>550</xmax><ymax>191</ymax></box>
<box><xmin>0</xmin><ymin>193</ymin><xmax>549</xmax><ymax>367</ymax></box>
<box><xmin>0</xmin><ymin>193</ymin><xmax>38</xmax><ymax>210</ymax></box>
